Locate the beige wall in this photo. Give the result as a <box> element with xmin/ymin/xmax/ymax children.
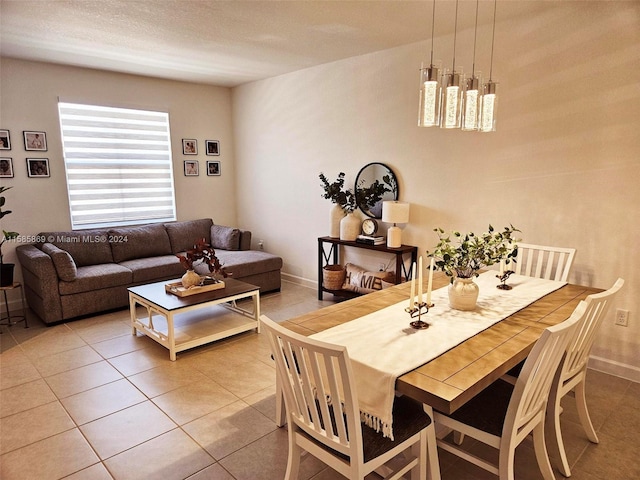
<box><xmin>0</xmin><ymin>57</ymin><xmax>237</xmax><ymax>262</ymax></box>
<box><xmin>232</xmin><ymin>1</ymin><xmax>640</xmax><ymax>380</ymax></box>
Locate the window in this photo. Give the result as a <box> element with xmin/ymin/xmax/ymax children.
<box><xmin>58</xmin><ymin>102</ymin><xmax>176</xmax><ymax>229</ymax></box>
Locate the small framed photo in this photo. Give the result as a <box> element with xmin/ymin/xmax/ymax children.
<box><xmin>24</xmin><ymin>131</ymin><xmax>48</xmax><ymax>151</ymax></box>
<box><xmin>184</xmin><ymin>160</ymin><xmax>199</xmax><ymax>176</ymax></box>
<box><xmin>0</xmin><ymin>158</ymin><xmax>14</xmax><ymax>177</ymax></box>
<box><xmin>207</xmin><ymin>160</ymin><xmax>221</xmax><ymax>176</ymax></box>
<box><xmin>182</xmin><ymin>139</ymin><xmax>197</xmax><ymax>155</ymax></box>
<box><xmin>0</xmin><ymin>130</ymin><xmax>10</xmax><ymax>150</ymax></box>
<box><xmin>27</xmin><ymin>158</ymin><xmax>50</xmax><ymax>178</ymax></box>
<box><xmin>205</xmin><ymin>140</ymin><xmax>220</xmax><ymax>156</ymax></box>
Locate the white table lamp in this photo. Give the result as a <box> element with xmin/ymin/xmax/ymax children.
<box><xmin>382</xmin><ymin>201</ymin><xmax>410</xmax><ymax>248</ymax></box>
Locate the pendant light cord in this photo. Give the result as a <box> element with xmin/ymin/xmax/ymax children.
<box><xmin>472</xmin><ymin>0</ymin><xmax>479</xmax><ymax>77</ymax></box>
<box><xmin>429</xmin><ymin>0</ymin><xmax>436</xmax><ymax>66</ymax></box>
<box><xmin>489</xmin><ymin>0</ymin><xmax>497</xmax><ymax>81</ymax></box>
<box><xmin>452</xmin><ymin>0</ymin><xmax>459</xmax><ymax>72</ymax></box>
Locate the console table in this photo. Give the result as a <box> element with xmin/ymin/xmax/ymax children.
<box><xmin>318</xmin><ymin>236</ymin><xmax>418</xmax><ymax>300</ymax></box>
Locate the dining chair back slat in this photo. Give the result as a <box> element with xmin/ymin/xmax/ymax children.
<box><xmin>513</xmin><ymin>243</ymin><xmax>576</xmax><ymax>282</ymax></box>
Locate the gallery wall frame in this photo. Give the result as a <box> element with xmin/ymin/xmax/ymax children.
<box><xmin>184</xmin><ymin>160</ymin><xmax>199</xmax><ymax>176</ymax></box>
<box><xmin>24</xmin><ymin>131</ymin><xmax>48</xmax><ymax>151</ymax></box>
<box><xmin>207</xmin><ymin>160</ymin><xmax>221</xmax><ymax>176</ymax></box>
<box><xmin>205</xmin><ymin>140</ymin><xmax>220</xmax><ymax>156</ymax></box>
<box><xmin>27</xmin><ymin>158</ymin><xmax>50</xmax><ymax>178</ymax></box>
<box><xmin>0</xmin><ymin>158</ymin><xmax>14</xmax><ymax>177</ymax></box>
<box><xmin>0</xmin><ymin>130</ymin><xmax>10</xmax><ymax>150</ymax></box>
<box><xmin>182</xmin><ymin>139</ymin><xmax>198</xmax><ymax>155</ymax></box>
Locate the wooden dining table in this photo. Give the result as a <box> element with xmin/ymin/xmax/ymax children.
<box><xmin>279</xmin><ymin>271</ymin><xmax>601</xmax><ymax>416</ymax></box>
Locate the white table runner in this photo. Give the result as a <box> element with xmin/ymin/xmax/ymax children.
<box><xmin>310</xmin><ymin>271</ymin><xmax>566</xmax><ymax>439</ymax></box>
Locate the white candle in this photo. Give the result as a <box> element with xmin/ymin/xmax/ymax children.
<box><xmin>427</xmin><ymin>257</ymin><xmax>434</xmax><ymax>306</ymax></box>
<box><xmin>418</xmin><ymin>256</ymin><xmax>423</xmax><ymax>304</ymax></box>
<box><xmin>409</xmin><ymin>262</ymin><xmax>416</xmax><ymax>309</ymax></box>
<box><xmin>499</xmin><ymin>259</ymin><xmax>505</xmax><ymax>275</ymax></box>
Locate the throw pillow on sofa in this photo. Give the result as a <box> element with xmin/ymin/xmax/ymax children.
<box><xmin>211</xmin><ymin>225</ymin><xmax>240</xmax><ymax>250</ymax></box>
<box><xmin>41</xmin><ymin>243</ymin><xmax>78</xmax><ymax>281</ymax></box>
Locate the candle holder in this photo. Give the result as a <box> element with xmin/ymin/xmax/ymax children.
<box><xmin>496</xmin><ymin>270</ymin><xmax>515</xmax><ymax>290</ymax></box>
<box><xmin>405</xmin><ymin>301</ymin><xmax>433</xmax><ymax>329</ymax></box>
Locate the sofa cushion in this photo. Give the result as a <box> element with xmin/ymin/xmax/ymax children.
<box><xmin>165</xmin><ymin>219</ymin><xmax>214</xmax><ymax>254</ymax></box>
<box><xmin>58</xmin><ymin>263</ymin><xmax>133</xmax><ymax>296</ymax></box>
<box><xmin>206</xmin><ymin>250</ymin><xmax>283</xmax><ymax>279</ymax></box>
<box><xmin>38</xmin><ymin>230</ymin><xmax>114</xmax><ymax>267</ymax></box>
<box><xmin>41</xmin><ymin>243</ymin><xmax>78</xmax><ymax>282</ymax></box>
<box><xmin>109</xmin><ymin>224</ymin><xmax>172</xmax><ymax>263</ymax></box>
<box><xmin>119</xmin><ymin>255</ymin><xmax>185</xmax><ymax>284</ymax></box>
<box><xmin>211</xmin><ymin>225</ymin><xmax>240</xmax><ymax>251</ymax></box>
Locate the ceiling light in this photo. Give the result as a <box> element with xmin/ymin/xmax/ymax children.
<box><xmin>418</xmin><ymin>0</ymin><xmax>442</xmax><ymax>127</ymax></box>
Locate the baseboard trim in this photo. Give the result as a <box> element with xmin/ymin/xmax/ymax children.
<box><xmin>281</xmin><ymin>272</ymin><xmax>316</xmax><ymax>290</ymax></box>
<box><xmin>588</xmin><ymin>355</ymin><xmax>640</xmax><ymax>383</ymax></box>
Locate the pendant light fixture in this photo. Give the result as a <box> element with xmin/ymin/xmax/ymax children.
<box><xmin>479</xmin><ymin>0</ymin><xmax>498</xmax><ymax>132</ymax></box>
<box><xmin>440</xmin><ymin>0</ymin><xmax>464</xmax><ymax>129</ymax></box>
<box><xmin>418</xmin><ymin>0</ymin><xmax>442</xmax><ymax>127</ymax></box>
<box><xmin>462</xmin><ymin>0</ymin><xmax>481</xmax><ymax>131</ymax></box>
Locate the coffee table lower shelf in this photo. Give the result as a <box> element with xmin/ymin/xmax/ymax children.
<box><xmin>128</xmin><ymin>279</ymin><xmax>260</xmax><ymax>360</ymax></box>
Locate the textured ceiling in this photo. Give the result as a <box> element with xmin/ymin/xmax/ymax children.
<box><xmin>0</xmin><ymin>0</ymin><xmax>546</xmax><ymax>87</ymax></box>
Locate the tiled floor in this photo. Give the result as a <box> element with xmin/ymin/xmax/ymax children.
<box><xmin>1</xmin><ymin>281</ymin><xmax>638</xmax><ymax>480</ymax></box>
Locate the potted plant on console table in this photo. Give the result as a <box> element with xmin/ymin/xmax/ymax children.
<box><xmin>0</xmin><ymin>186</ymin><xmax>19</xmax><ymax>287</ymax></box>
<box><xmin>427</xmin><ymin>224</ymin><xmax>520</xmax><ymax>311</ymax></box>
<box><xmin>176</xmin><ymin>238</ymin><xmax>228</xmax><ymax>289</ymax></box>
<box><xmin>319</xmin><ymin>172</ymin><xmax>358</xmax><ymax>240</ymax></box>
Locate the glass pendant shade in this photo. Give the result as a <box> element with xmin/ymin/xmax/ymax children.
<box><xmin>418</xmin><ymin>65</ymin><xmax>442</xmax><ymax>127</ymax></box>
<box><xmin>440</xmin><ymin>70</ymin><xmax>464</xmax><ymax>129</ymax></box>
<box><xmin>479</xmin><ymin>81</ymin><xmax>498</xmax><ymax>132</ymax></box>
<box><xmin>462</xmin><ymin>74</ymin><xmax>481</xmax><ymax>131</ymax></box>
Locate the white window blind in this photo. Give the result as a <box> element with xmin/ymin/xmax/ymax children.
<box><xmin>58</xmin><ymin>102</ymin><xmax>176</xmax><ymax>229</ymax></box>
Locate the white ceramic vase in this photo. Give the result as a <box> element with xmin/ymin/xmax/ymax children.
<box><xmin>181</xmin><ymin>269</ymin><xmax>201</xmax><ymax>288</ymax></box>
<box><xmin>340</xmin><ymin>212</ymin><xmax>360</xmax><ymax>241</ymax></box>
<box><xmin>448</xmin><ymin>277</ymin><xmax>480</xmax><ymax>311</ymax></box>
<box><xmin>330</xmin><ymin>204</ymin><xmax>346</xmax><ymax>238</ymax></box>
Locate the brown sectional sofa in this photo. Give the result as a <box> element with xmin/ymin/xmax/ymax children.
<box><xmin>16</xmin><ymin>218</ymin><xmax>283</xmax><ymax>325</ymax></box>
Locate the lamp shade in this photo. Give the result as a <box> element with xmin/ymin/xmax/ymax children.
<box><xmin>382</xmin><ymin>201</ymin><xmax>410</xmax><ymax>225</ymax></box>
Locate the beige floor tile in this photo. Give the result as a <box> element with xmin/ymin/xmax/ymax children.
<box><xmin>127</xmin><ymin>361</ymin><xmax>210</xmax><ymax>398</ymax></box>
<box><xmin>183</xmin><ymin>399</ymin><xmax>276</xmax><ymax>460</ymax></box>
<box><xmin>152</xmin><ymin>378</ymin><xmax>238</xmax><ymax>425</ymax></box>
<box><xmin>187</xmin><ymin>463</ymin><xmax>235</xmax><ymax>480</ymax></box>
<box><xmin>0</xmin><ymin>353</ymin><xmax>42</xmax><ymax>390</ymax></box>
<box><xmin>0</xmin><ymin>428</ymin><xmax>100</xmax><ymax>480</ymax></box>
<box><xmin>61</xmin><ymin>378</ymin><xmax>147</xmax><ymax>425</ymax></box>
<box><xmin>32</xmin><ymin>344</ymin><xmax>103</xmax><ymax>377</ymax></box>
<box><xmin>91</xmin><ymin>331</ymin><xmax>156</xmax><ymax>359</ymax></box>
<box><xmin>571</xmin><ymin>429</ymin><xmax>640</xmax><ymax>480</ymax></box>
<box><xmin>80</xmin><ymin>400</ymin><xmax>176</xmax><ymax>460</ymax></box>
<box><xmin>194</xmin><ymin>356</ymin><xmax>276</xmax><ymax>399</ymax></box>
<box><xmin>107</xmin><ymin>342</ymin><xmax>171</xmax><ymax>376</ymax></box>
<box><xmin>63</xmin><ymin>462</ymin><xmax>114</xmax><ymax>480</ymax></box>
<box><xmin>0</xmin><ymin>401</ymin><xmax>75</xmax><ymax>454</ymax></box>
<box><xmin>0</xmin><ymin>378</ymin><xmax>57</xmax><ymax>418</ymax></box>
<box><xmin>73</xmin><ymin>319</ymin><xmax>132</xmax><ymax>345</ymax></box>
<box><xmin>16</xmin><ymin>324</ymin><xmax>87</xmax><ymax>359</ymax></box>
<box><xmin>104</xmin><ymin>428</ymin><xmax>214</xmax><ymax>480</ymax></box>
<box><xmin>243</xmin><ymin>384</ymin><xmax>278</xmax><ymax>423</ymax></box>
<box><xmin>44</xmin><ymin>360</ymin><xmax>123</xmax><ymax>398</ymax></box>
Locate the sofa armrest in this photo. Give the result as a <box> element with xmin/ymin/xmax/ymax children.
<box><xmin>239</xmin><ymin>230</ymin><xmax>252</xmax><ymax>251</ymax></box>
<box><xmin>16</xmin><ymin>244</ymin><xmax>64</xmax><ymax>323</ymax></box>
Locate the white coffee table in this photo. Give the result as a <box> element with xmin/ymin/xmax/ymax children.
<box><xmin>128</xmin><ymin>278</ymin><xmax>260</xmax><ymax>360</ymax></box>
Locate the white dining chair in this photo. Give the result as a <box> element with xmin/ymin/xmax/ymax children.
<box><xmin>260</xmin><ymin>315</ymin><xmax>441</xmax><ymax>480</ymax></box>
<box><xmin>547</xmin><ymin>278</ymin><xmax>624</xmax><ymax>477</ymax></box>
<box><xmin>433</xmin><ymin>303</ymin><xmax>583</xmax><ymax>480</ymax></box>
<box><xmin>512</xmin><ymin>243</ymin><xmax>576</xmax><ymax>282</ymax></box>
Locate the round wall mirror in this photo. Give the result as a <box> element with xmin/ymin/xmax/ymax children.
<box><xmin>354</xmin><ymin>162</ymin><xmax>399</xmax><ymax>218</ymax></box>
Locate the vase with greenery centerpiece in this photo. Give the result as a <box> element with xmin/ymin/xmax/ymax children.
<box><xmin>176</xmin><ymin>238</ymin><xmax>228</xmax><ymax>288</ymax></box>
<box><xmin>0</xmin><ymin>186</ymin><xmax>19</xmax><ymax>287</ymax></box>
<box><xmin>319</xmin><ymin>172</ymin><xmax>358</xmax><ymax>239</ymax></box>
<box><xmin>427</xmin><ymin>224</ymin><xmax>520</xmax><ymax>310</ymax></box>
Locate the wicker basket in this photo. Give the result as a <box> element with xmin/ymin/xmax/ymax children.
<box><xmin>323</xmin><ymin>265</ymin><xmax>346</xmax><ymax>290</ymax></box>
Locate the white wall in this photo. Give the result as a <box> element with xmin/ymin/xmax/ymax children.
<box><xmin>232</xmin><ymin>1</ymin><xmax>640</xmax><ymax>380</ymax></box>
<box><xmin>0</xmin><ymin>57</ymin><xmax>238</xmax><ymax>265</ymax></box>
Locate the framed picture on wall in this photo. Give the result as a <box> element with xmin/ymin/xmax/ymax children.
<box><xmin>24</xmin><ymin>131</ymin><xmax>48</xmax><ymax>151</ymax></box>
<box><xmin>207</xmin><ymin>160</ymin><xmax>221</xmax><ymax>176</ymax></box>
<box><xmin>205</xmin><ymin>140</ymin><xmax>220</xmax><ymax>156</ymax></box>
<box><xmin>27</xmin><ymin>158</ymin><xmax>50</xmax><ymax>177</ymax></box>
<box><xmin>184</xmin><ymin>160</ymin><xmax>199</xmax><ymax>176</ymax></box>
<box><xmin>182</xmin><ymin>139</ymin><xmax>198</xmax><ymax>155</ymax></box>
<box><xmin>0</xmin><ymin>130</ymin><xmax>10</xmax><ymax>150</ymax></box>
<box><xmin>0</xmin><ymin>158</ymin><xmax>13</xmax><ymax>177</ymax></box>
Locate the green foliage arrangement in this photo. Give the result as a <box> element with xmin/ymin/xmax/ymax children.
<box><xmin>319</xmin><ymin>172</ymin><xmax>356</xmax><ymax>213</ymax></box>
<box><xmin>428</xmin><ymin>224</ymin><xmax>520</xmax><ymax>281</ymax></box>
<box><xmin>0</xmin><ymin>186</ymin><xmax>19</xmax><ymax>265</ymax></box>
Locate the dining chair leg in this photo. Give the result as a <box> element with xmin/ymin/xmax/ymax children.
<box><xmin>275</xmin><ymin>377</ymin><xmax>286</xmax><ymax>427</ymax></box>
<box><xmin>423</xmin><ymin>405</ymin><xmax>442</xmax><ymax>480</ymax></box>
<box><xmin>410</xmin><ymin>430</ymin><xmax>427</xmax><ymax>480</ymax></box>
<box><xmin>547</xmin><ymin>391</ymin><xmax>572</xmax><ymax>477</ymax></box>
<box><xmin>284</xmin><ymin>427</ymin><xmax>301</xmax><ymax>480</ymax></box>
<box><xmin>532</xmin><ymin>420</ymin><xmax>556</xmax><ymax>480</ymax></box>
<box><xmin>575</xmin><ymin>380</ymin><xmax>599</xmax><ymax>443</ymax></box>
